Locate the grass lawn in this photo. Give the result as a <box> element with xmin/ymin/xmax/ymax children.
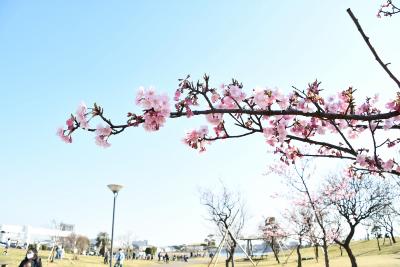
<box><xmin>1</xmin><ymin>239</ymin><xmax>400</xmax><ymax>267</ymax></box>
<box><xmin>0</xmin><ymin>248</ymin><xmax>154</xmax><ymax>267</ymax></box>
<box><xmin>192</xmin><ymin>239</ymin><xmax>400</xmax><ymax>267</ymax></box>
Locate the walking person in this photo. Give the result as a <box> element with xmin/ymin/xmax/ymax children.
<box><xmin>104</xmin><ymin>249</ymin><xmax>109</xmax><ymax>264</ymax></box>
<box><xmin>165</xmin><ymin>253</ymin><xmax>169</xmax><ymax>264</ymax></box>
<box><xmin>18</xmin><ymin>248</ymin><xmax>43</xmax><ymax>267</ymax></box>
<box><xmin>3</xmin><ymin>238</ymin><xmax>11</xmax><ymax>255</ymax></box>
<box><xmin>114</xmin><ymin>248</ymin><xmax>125</xmax><ymax>267</ymax></box>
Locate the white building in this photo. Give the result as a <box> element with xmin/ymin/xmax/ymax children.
<box><xmin>0</xmin><ymin>224</ymin><xmax>73</xmax><ymax>245</ymax></box>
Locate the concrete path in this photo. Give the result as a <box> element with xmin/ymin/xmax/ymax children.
<box><xmin>149</xmin><ymin>258</ymin><xmax>209</xmax><ymax>267</ymax></box>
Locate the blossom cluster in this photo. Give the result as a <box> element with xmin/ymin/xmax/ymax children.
<box><xmin>377</xmin><ymin>1</ymin><xmax>400</xmax><ymax>17</ymax></box>
<box><xmin>182</xmin><ymin>126</ymin><xmax>209</xmax><ymax>152</ymax></box>
<box><xmin>261</xmin><ymin>219</ymin><xmax>287</xmax><ymax>240</ymax></box>
<box><xmin>95</xmin><ymin>124</ymin><xmax>112</xmax><ymax>148</ymax></box>
<box><xmin>57</xmin><ymin>102</ymin><xmax>89</xmax><ymax>144</ymax></box>
<box><xmin>136</xmin><ymin>87</ymin><xmax>171</xmax><ymax>131</ymax></box>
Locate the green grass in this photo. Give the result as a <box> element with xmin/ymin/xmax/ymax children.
<box><xmin>1</xmin><ymin>239</ymin><xmax>400</xmax><ymax>267</ymax></box>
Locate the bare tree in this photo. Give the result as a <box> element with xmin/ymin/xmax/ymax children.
<box><xmin>64</xmin><ymin>233</ymin><xmax>78</xmax><ymax>252</ymax></box>
<box><xmin>283</xmin><ymin>208</ymin><xmax>313</xmax><ymax>267</ymax></box>
<box><xmin>119</xmin><ymin>231</ymin><xmax>135</xmax><ymax>259</ymax></box>
<box><xmin>76</xmin><ymin>235</ymin><xmax>90</xmax><ymax>255</ymax></box>
<box><xmin>201</xmin><ymin>185</ymin><xmax>245</xmax><ymax>267</ymax></box>
<box><xmin>371</xmin><ymin>225</ymin><xmax>382</xmax><ymax>251</ymax></box>
<box><xmin>272</xmin><ymin>162</ymin><xmax>333</xmax><ymax>267</ymax></box>
<box><xmin>371</xmin><ymin>204</ymin><xmax>398</xmax><ymax>244</ymax></box>
<box><xmin>324</xmin><ymin>175</ymin><xmax>393</xmax><ymax>267</ymax></box>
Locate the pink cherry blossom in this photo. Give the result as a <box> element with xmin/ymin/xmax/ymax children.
<box><xmin>174</xmin><ymin>90</ymin><xmax>181</xmax><ymax>101</ymax></box>
<box><xmin>384</xmin><ymin>118</ymin><xmax>394</xmax><ymax>130</ymax></box>
<box><xmin>382</xmin><ymin>159</ymin><xmax>394</xmax><ymax>171</ymax></box>
<box><xmin>95</xmin><ymin>124</ymin><xmax>112</xmax><ymax>147</ymax></box>
<box><xmin>66</xmin><ymin>117</ymin><xmax>74</xmax><ymax>131</ymax></box>
<box><xmin>183</xmin><ymin>126</ymin><xmax>209</xmax><ymax>152</ymax></box>
<box><xmin>211</xmin><ymin>93</ymin><xmax>220</xmax><ymax>103</ymax></box>
<box><xmin>221</xmin><ymin>85</ymin><xmax>246</xmax><ymax>108</ymax></box>
<box><xmin>253</xmin><ymin>88</ymin><xmax>275</xmax><ymax>109</ymax></box>
<box><xmin>386</xmin><ymin>99</ymin><xmax>400</xmax><ymax>111</ymax></box>
<box><xmin>76</xmin><ymin>102</ymin><xmax>89</xmax><ymax>129</ymax></box>
<box><xmin>206</xmin><ymin>113</ymin><xmax>223</xmax><ymax>125</ymax></box>
<box><xmin>186</xmin><ymin>106</ymin><xmax>194</xmax><ymax>118</ymax></box>
<box><xmin>356</xmin><ymin>153</ymin><xmax>367</xmax><ymax>167</ymax></box>
<box><xmin>136</xmin><ymin>87</ymin><xmax>171</xmax><ymax>131</ymax></box>
<box><xmin>213</xmin><ymin>123</ymin><xmax>226</xmax><ymax>138</ymax></box>
<box><xmin>57</xmin><ymin>127</ymin><xmax>72</xmax><ymax>143</ymax></box>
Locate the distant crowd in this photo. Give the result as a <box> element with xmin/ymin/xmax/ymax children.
<box><xmin>102</xmin><ymin>249</ymin><xmax>197</xmax><ymax>266</ymax></box>
<box><xmin>157</xmin><ymin>252</ymin><xmax>190</xmax><ymax>263</ymax></box>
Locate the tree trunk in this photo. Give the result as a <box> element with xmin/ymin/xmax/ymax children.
<box><xmin>314</xmin><ymin>243</ymin><xmax>319</xmax><ymax>262</ymax></box>
<box><xmin>322</xmin><ymin>239</ymin><xmax>330</xmax><ymax>267</ymax></box>
<box><xmin>343</xmin><ymin>245</ymin><xmax>357</xmax><ymax>267</ymax></box>
<box><xmin>376</xmin><ymin>237</ymin><xmax>381</xmax><ymax>251</ymax></box>
<box><xmin>390</xmin><ymin>231</ymin><xmax>396</xmax><ymax>244</ymax></box>
<box><xmin>226</xmin><ymin>247</ymin><xmax>235</xmax><ymax>267</ymax></box>
<box><xmin>272</xmin><ymin>245</ymin><xmax>280</xmax><ymax>263</ymax></box>
<box><xmin>339</xmin><ymin>245</ymin><xmax>343</xmax><ymax>256</ymax></box>
<box><xmin>296</xmin><ymin>244</ymin><xmax>302</xmax><ymax>267</ymax></box>
<box><xmin>271</xmin><ymin>238</ymin><xmax>280</xmax><ymax>264</ymax></box>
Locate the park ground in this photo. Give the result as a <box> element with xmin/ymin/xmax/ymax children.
<box><xmin>1</xmin><ymin>239</ymin><xmax>400</xmax><ymax>267</ymax></box>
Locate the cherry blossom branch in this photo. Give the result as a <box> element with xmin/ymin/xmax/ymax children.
<box><xmin>377</xmin><ymin>1</ymin><xmax>400</xmax><ymax>17</ymax></box>
<box><xmin>347</xmin><ymin>8</ymin><xmax>400</xmax><ymax>89</ymax></box>
<box><xmin>58</xmin><ymin>9</ymin><xmax>400</xmax><ymax>176</ymax></box>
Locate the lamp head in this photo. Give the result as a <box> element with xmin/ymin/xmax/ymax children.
<box><xmin>107</xmin><ymin>184</ymin><xmax>123</xmax><ymax>194</ymax></box>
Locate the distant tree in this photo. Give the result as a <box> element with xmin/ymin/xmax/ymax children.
<box><xmin>324</xmin><ymin>175</ymin><xmax>393</xmax><ymax>267</ymax></box>
<box><xmin>145</xmin><ymin>247</ymin><xmax>152</xmax><ymax>255</ymax></box>
<box><xmin>119</xmin><ymin>231</ymin><xmax>135</xmax><ymax>259</ymax></box>
<box><xmin>283</xmin><ymin>207</ymin><xmax>313</xmax><ymax>267</ymax></box>
<box><xmin>172</xmin><ymin>245</ymin><xmax>184</xmax><ymax>251</ymax></box>
<box><xmin>271</xmin><ymin>162</ymin><xmax>333</xmax><ymax>267</ymax></box>
<box><xmin>371</xmin><ymin>204</ymin><xmax>398</xmax><ymax>244</ymax></box>
<box><xmin>260</xmin><ymin>217</ymin><xmax>286</xmax><ymax>264</ymax></box>
<box><xmin>76</xmin><ymin>235</ymin><xmax>90</xmax><ymax>254</ymax></box>
<box><xmin>201</xmin><ymin>185</ymin><xmax>245</xmax><ymax>267</ymax></box>
<box><xmin>64</xmin><ymin>233</ymin><xmax>78</xmax><ymax>252</ymax></box>
<box><xmin>371</xmin><ymin>226</ymin><xmax>382</xmax><ymax>251</ymax></box>
<box><xmin>204</xmin><ymin>234</ymin><xmax>216</xmax><ymax>248</ymax></box>
<box><xmin>96</xmin><ymin>232</ymin><xmax>110</xmax><ymax>256</ymax></box>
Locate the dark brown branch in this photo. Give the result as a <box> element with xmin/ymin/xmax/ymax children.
<box><xmin>347</xmin><ymin>8</ymin><xmax>400</xmax><ymax>89</ymax></box>
<box><xmin>205</xmin><ymin>130</ymin><xmax>258</xmax><ymax>141</ymax></box>
<box><xmin>172</xmin><ymin>108</ymin><xmax>400</xmax><ymax>121</ymax></box>
<box><xmin>301</xmin><ymin>154</ymin><xmax>356</xmax><ymax>160</ymax></box>
<box><xmin>287</xmin><ymin>134</ymin><xmax>357</xmax><ymax>156</ymax></box>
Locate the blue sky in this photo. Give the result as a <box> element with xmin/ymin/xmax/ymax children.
<box><xmin>1</xmin><ymin>1</ymin><xmax>399</xmax><ymax>246</ymax></box>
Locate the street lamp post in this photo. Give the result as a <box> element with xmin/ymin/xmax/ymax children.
<box><xmin>107</xmin><ymin>184</ymin><xmax>123</xmax><ymax>267</ymax></box>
